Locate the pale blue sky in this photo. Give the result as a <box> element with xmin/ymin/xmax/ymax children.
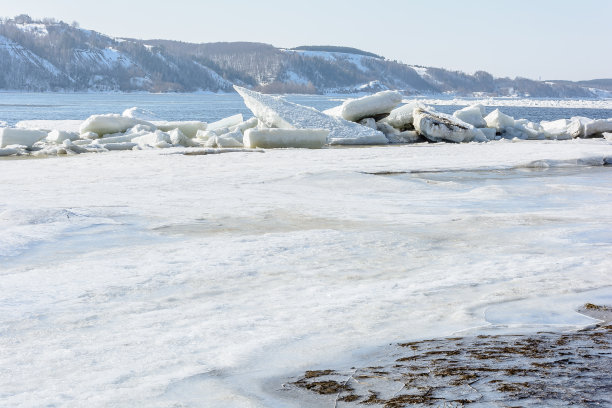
<box><xmin>2</xmin><ymin>0</ymin><xmax>610</xmax><ymax>80</ymax></box>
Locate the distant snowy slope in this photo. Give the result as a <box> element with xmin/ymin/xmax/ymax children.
<box><xmin>0</xmin><ymin>16</ymin><xmax>608</xmax><ymax>96</ymax></box>
<box><xmin>0</xmin><ymin>34</ymin><xmax>68</xmax><ymax>90</ymax></box>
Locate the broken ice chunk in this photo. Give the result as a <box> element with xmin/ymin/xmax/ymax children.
<box><xmin>96</xmin><ymin>142</ymin><xmax>138</xmax><ymax>151</ymax></box>
<box><xmin>0</xmin><ymin>128</ymin><xmax>47</xmax><ymax>148</ymax></box>
<box><xmin>413</xmin><ymin>108</ymin><xmax>478</xmax><ymax>143</ymax></box>
<box><xmin>338</xmin><ymin>91</ymin><xmax>403</xmax><ymax>122</ymax></box>
<box><xmin>63</xmin><ymin>140</ymin><xmax>90</xmax><ymax>154</ymax></box>
<box><xmin>379</xmin><ymin>101</ymin><xmax>423</xmax><ymax>130</ymax></box>
<box><xmin>169</xmin><ymin>128</ymin><xmax>200</xmax><ymax>146</ymax></box>
<box><xmin>453</xmin><ymin>105</ymin><xmax>487</xmax><ymax>128</ymax></box>
<box><xmin>196</xmin><ymin>130</ymin><xmax>216</xmax><ymax>141</ymax></box>
<box><xmin>576</xmin><ymin>117</ymin><xmax>612</xmax><ymax>137</ymax></box>
<box><xmin>156</xmin><ymin>121</ymin><xmax>207</xmax><ymax>138</ymax></box>
<box><xmin>122</xmin><ymin>107</ymin><xmax>159</xmax><ymax>121</ymax></box>
<box><xmin>386</xmin><ymin>130</ymin><xmax>421</xmax><ymax>144</ymax></box>
<box><xmin>131</xmin><ymin>130</ymin><xmax>172</xmax><ymax>148</ymax></box>
<box><xmin>80</xmin><ymin>114</ymin><xmax>156</xmax><ymax>137</ymax></box>
<box><xmin>479</xmin><ymin>128</ymin><xmax>497</xmax><ymax>140</ymax></box>
<box><xmin>216</xmin><ymin>135</ymin><xmax>244</xmax><ymax>148</ymax></box>
<box><xmin>229</xmin><ymin>117</ymin><xmax>259</xmax><ymax>133</ymax></box>
<box><xmin>223</xmin><ymin>129</ymin><xmax>245</xmax><ymax>144</ymax></box>
<box><xmin>234</xmin><ymin>86</ymin><xmax>387</xmax><ymax>145</ymax></box>
<box><xmin>484</xmin><ymin>109</ymin><xmax>515</xmax><ymax>132</ymax></box>
<box><xmin>540</xmin><ymin>119</ymin><xmax>581</xmax><ymax>140</ymax></box>
<box><xmin>359</xmin><ymin>118</ymin><xmax>378</xmax><ymax>130</ymax></box>
<box><xmin>207</xmin><ymin>114</ymin><xmax>244</xmax><ymax>132</ymax></box>
<box><xmin>81</xmin><ymin>131</ymin><xmax>100</xmax><ymax>140</ymax></box>
<box><xmin>0</xmin><ymin>147</ymin><xmax>21</xmax><ymax>156</ymax></box>
<box><xmin>376</xmin><ymin>122</ymin><xmax>400</xmax><ymax>137</ymax></box>
<box><xmin>46</xmin><ymin>130</ymin><xmax>79</xmax><ymax>144</ymax></box>
<box><xmin>243</xmin><ymin>128</ymin><xmax>328</xmax><ymax>149</ymax></box>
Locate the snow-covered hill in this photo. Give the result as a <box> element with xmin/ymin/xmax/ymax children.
<box><xmin>0</xmin><ymin>16</ymin><xmax>607</xmax><ymax>97</ymax></box>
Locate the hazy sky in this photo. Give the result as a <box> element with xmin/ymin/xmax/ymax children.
<box><xmin>2</xmin><ymin>0</ymin><xmax>610</xmax><ymax>80</ymax></box>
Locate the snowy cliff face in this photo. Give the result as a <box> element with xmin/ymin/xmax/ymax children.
<box><xmin>0</xmin><ymin>18</ymin><xmax>605</xmax><ymax>96</ymax></box>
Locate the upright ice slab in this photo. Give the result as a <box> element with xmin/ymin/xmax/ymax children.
<box><xmin>234</xmin><ymin>86</ymin><xmax>387</xmax><ymax>145</ymax></box>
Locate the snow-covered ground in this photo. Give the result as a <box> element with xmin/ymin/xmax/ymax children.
<box><xmin>1</xmin><ymin>140</ymin><xmax>612</xmax><ymax>407</ymax></box>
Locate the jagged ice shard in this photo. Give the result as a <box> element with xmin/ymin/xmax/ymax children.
<box><xmin>234</xmin><ymin>86</ymin><xmax>388</xmax><ymax>145</ymax></box>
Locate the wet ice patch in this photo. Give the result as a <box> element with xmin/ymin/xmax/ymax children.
<box><xmin>0</xmin><ymin>207</ymin><xmax>127</xmax><ymax>261</ymax></box>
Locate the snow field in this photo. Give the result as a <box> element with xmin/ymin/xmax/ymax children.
<box><xmin>1</xmin><ymin>142</ymin><xmax>612</xmax><ymax>407</ymax></box>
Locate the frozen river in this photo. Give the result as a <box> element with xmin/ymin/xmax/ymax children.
<box><xmin>1</xmin><ymin>136</ymin><xmax>612</xmax><ymax>406</ymax></box>
<box><xmin>1</xmin><ymin>92</ymin><xmax>611</xmax><ymax>126</ymax></box>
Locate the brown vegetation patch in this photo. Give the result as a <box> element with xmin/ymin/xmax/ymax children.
<box><xmin>287</xmin><ymin>315</ymin><xmax>611</xmax><ymax>406</ymax></box>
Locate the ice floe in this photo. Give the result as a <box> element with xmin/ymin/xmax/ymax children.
<box><xmin>0</xmin><ymin>128</ymin><xmax>46</xmax><ymax>148</ymax></box>
<box><xmin>79</xmin><ymin>114</ymin><xmax>155</xmax><ymax>137</ymax></box>
<box><xmin>336</xmin><ymin>90</ymin><xmax>402</xmax><ymax>122</ymax></box>
<box><xmin>413</xmin><ymin>107</ymin><xmax>483</xmax><ymax>143</ymax></box>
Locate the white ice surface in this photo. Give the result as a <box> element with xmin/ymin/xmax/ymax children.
<box><xmin>235</xmin><ymin>86</ymin><xmax>387</xmax><ymax>145</ymax></box>
<box><xmin>1</xmin><ymin>141</ymin><xmax>612</xmax><ymax>407</ymax></box>
<box><xmin>243</xmin><ymin>128</ymin><xmax>328</xmax><ymax>149</ymax></box>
